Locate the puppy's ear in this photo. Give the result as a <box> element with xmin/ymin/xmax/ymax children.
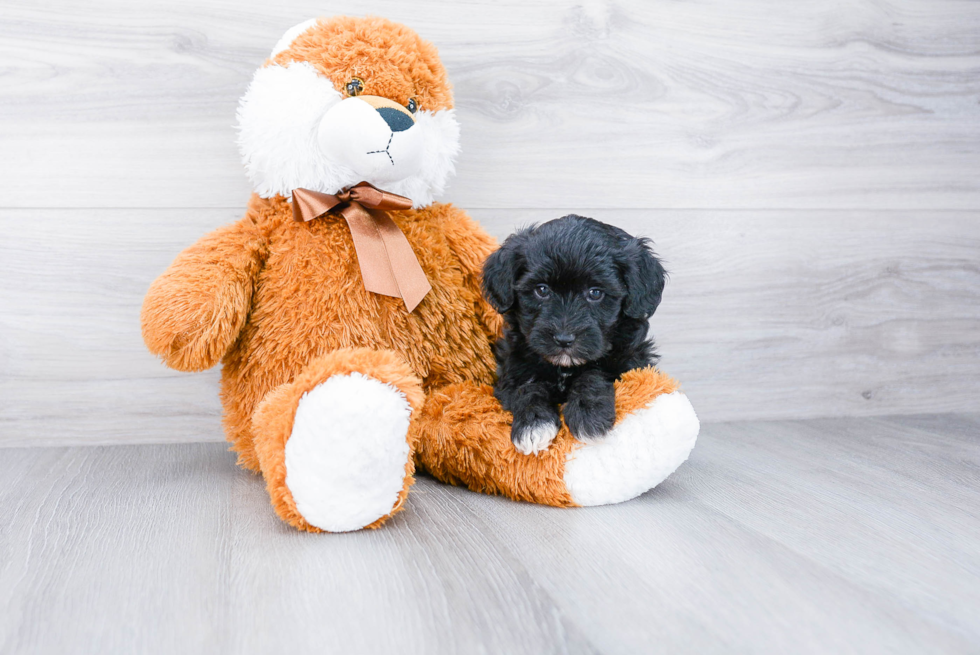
<box><xmin>482</xmin><ymin>228</ymin><xmax>531</xmax><ymax>313</ymax></box>
<box><xmin>621</xmin><ymin>237</ymin><xmax>667</xmax><ymax>319</ymax></box>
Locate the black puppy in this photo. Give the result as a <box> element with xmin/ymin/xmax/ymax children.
<box><xmin>482</xmin><ymin>215</ymin><xmax>667</xmax><ymax>455</ymax></box>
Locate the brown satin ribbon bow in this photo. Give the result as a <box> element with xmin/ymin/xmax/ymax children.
<box><xmin>291</xmin><ymin>182</ymin><xmax>432</xmax><ymax>312</ymax></box>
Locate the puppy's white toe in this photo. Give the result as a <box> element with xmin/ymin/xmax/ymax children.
<box><xmin>514</xmin><ymin>421</ymin><xmax>560</xmax><ymax>455</ymax></box>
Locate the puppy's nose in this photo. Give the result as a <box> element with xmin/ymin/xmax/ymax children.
<box><xmin>553</xmin><ymin>333</ymin><xmax>576</xmax><ymax>348</ymax></box>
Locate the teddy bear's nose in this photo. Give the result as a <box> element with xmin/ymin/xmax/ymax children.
<box><xmin>356</xmin><ymin>95</ymin><xmax>416</xmax><ymax>133</ymax></box>
<box><xmin>376</xmin><ymin>107</ymin><xmax>414</xmax><ymax>133</ymax></box>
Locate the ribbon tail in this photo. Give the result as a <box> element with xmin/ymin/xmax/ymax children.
<box><xmin>341</xmin><ymin>205</ymin><xmax>402</xmax><ymax>299</ymax></box>
<box><xmin>329</xmin><ymin>196</ymin><xmax>431</xmax><ymax>313</ymax></box>
<box><xmin>372</xmin><ymin>211</ymin><xmax>432</xmax><ymax>312</ymax></box>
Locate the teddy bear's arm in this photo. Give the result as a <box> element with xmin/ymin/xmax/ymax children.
<box><xmin>438</xmin><ymin>205</ymin><xmax>504</xmax><ymax>341</ymax></box>
<box><xmin>141</xmin><ymin>218</ymin><xmax>268</xmax><ymax>372</ymax></box>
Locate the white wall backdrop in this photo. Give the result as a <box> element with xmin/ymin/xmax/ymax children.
<box><xmin>1</xmin><ymin>0</ymin><xmax>978</xmax><ymax>445</ymax></box>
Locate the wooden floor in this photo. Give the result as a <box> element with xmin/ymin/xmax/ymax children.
<box><xmin>1</xmin><ymin>413</ymin><xmax>977</xmax><ymax>654</ymax></box>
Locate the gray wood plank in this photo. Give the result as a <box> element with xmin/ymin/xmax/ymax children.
<box><xmin>442</xmin><ymin>415</ymin><xmax>980</xmax><ymax>653</ymax></box>
<box><xmin>2</xmin><ymin>208</ymin><xmax>978</xmax><ymax>445</ymax></box>
<box><xmin>872</xmin><ymin>412</ymin><xmax>980</xmax><ymax>443</ymax></box>
<box><xmin>681</xmin><ymin>417</ymin><xmax>980</xmax><ymax>642</ymax></box>
<box><xmin>452</xmin><ymin>487</ymin><xmax>974</xmax><ymax>654</ymax></box>
<box><xmin>1</xmin><ymin>0</ymin><xmax>978</xmax><ymax>209</ymax></box>
<box><xmin>0</xmin><ymin>444</ymin><xmax>599</xmax><ymax>655</ymax></box>
<box><xmin>2</xmin><ymin>414</ymin><xmax>978</xmax><ymax>654</ymax></box>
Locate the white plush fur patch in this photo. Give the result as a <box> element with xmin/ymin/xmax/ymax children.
<box><xmin>284</xmin><ymin>373</ymin><xmax>413</xmax><ymax>532</ymax></box>
<box><xmin>237</xmin><ymin>62</ymin><xmax>345</xmax><ymax>200</ymax></box>
<box><xmin>563</xmin><ymin>391</ymin><xmax>700</xmax><ymax>506</ymax></box>
<box><xmin>236</xmin><ymin>59</ymin><xmax>459</xmax><ymax>207</ymax></box>
<box><xmin>317</xmin><ymin>97</ymin><xmax>425</xmax><ymax>185</ymax></box>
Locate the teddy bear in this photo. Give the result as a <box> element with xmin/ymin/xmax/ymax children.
<box><xmin>141</xmin><ymin>15</ymin><xmax>700</xmax><ymax>533</ymax></box>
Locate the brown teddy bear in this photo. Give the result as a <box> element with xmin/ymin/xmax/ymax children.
<box><xmin>141</xmin><ymin>15</ymin><xmax>699</xmax><ymax>533</ymax></box>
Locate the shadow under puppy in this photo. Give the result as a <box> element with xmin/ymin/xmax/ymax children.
<box><xmin>482</xmin><ymin>215</ymin><xmax>667</xmax><ymax>455</ymax></box>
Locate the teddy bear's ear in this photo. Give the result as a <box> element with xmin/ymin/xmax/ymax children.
<box><xmin>481</xmin><ymin>229</ymin><xmax>532</xmax><ymax>314</ymax></box>
<box><xmin>270</xmin><ymin>18</ymin><xmax>321</xmax><ymax>58</ymax></box>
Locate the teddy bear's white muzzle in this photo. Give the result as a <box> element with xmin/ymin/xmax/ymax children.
<box><xmin>318</xmin><ymin>97</ymin><xmax>424</xmax><ymax>184</ymax></box>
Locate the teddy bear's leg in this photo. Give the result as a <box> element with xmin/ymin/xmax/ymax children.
<box><xmin>251</xmin><ymin>348</ymin><xmax>425</xmax><ymax>532</ymax></box>
<box><xmin>413</xmin><ymin>368</ymin><xmax>699</xmax><ymax>507</ymax></box>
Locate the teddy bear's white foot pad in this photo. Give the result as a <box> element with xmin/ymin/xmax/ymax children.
<box><xmin>563</xmin><ymin>391</ymin><xmax>699</xmax><ymax>506</ymax></box>
<box><xmin>285</xmin><ymin>372</ymin><xmax>412</xmax><ymax>532</ymax></box>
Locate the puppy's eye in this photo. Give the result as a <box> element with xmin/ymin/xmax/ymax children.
<box><xmin>346</xmin><ymin>77</ymin><xmax>364</xmax><ymax>97</ymax></box>
<box><xmin>406</xmin><ymin>97</ymin><xmax>418</xmax><ymax>113</ymax></box>
<box><xmin>534</xmin><ymin>284</ymin><xmax>551</xmax><ymax>299</ymax></box>
<box><xmin>587</xmin><ymin>288</ymin><xmax>605</xmax><ymax>302</ymax></box>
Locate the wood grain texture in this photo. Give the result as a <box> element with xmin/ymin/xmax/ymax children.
<box><xmin>1</xmin><ymin>414</ymin><xmax>978</xmax><ymax>654</ymax></box>
<box><xmin>1</xmin><ymin>1</ymin><xmax>979</xmax><ymax>444</ymax></box>
<box><xmin>0</xmin><ymin>0</ymin><xmax>978</xmax><ymax>209</ymax></box>
<box><xmin>2</xmin><ymin>208</ymin><xmax>977</xmax><ymax>445</ymax></box>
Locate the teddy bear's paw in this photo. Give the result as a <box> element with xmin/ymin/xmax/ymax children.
<box><xmin>284</xmin><ymin>372</ymin><xmax>413</xmax><ymax>532</ymax></box>
<box><xmin>563</xmin><ymin>391</ymin><xmax>699</xmax><ymax>506</ymax></box>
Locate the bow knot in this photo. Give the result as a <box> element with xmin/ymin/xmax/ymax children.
<box><xmin>292</xmin><ymin>182</ymin><xmax>414</xmax><ymax>223</ymax></box>
<box><xmin>291</xmin><ymin>183</ymin><xmax>431</xmax><ymax>312</ymax></box>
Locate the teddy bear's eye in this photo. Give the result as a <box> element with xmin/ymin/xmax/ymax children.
<box><xmin>406</xmin><ymin>98</ymin><xmax>418</xmax><ymax>114</ymax></box>
<box><xmin>346</xmin><ymin>77</ymin><xmax>364</xmax><ymax>97</ymax></box>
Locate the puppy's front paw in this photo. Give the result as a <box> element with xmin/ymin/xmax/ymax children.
<box><xmin>511</xmin><ymin>419</ymin><xmax>560</xmax><ymax>455</ymax></box>
<box><xmin>563</xmin><ymin>394</ymin><xmax>616</xmax><ymax>442</ymax></box>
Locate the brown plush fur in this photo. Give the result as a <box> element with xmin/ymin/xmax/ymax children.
<box><xmin>141</xmin><ymin>220</ymin><xmax>267</xmax><ymax>372</ymax></box>
<box><xmin>142</xmin><ymin>194</ymin><xmax>502</xmax><ymax>471</ymax></box>
<box><xmin>251</xmin><ymin>348</ymin><xmax>425</xmax><ymax>532</ymax></box>
<box><xmin>414</xmin><ymin>367</ymin><xmax>679</xmax><ymax>507</ymax></box>
<box><xmin>141</xmin><ymin>15</ymin><xmax>680</xmax><ymax>531</ymax></box>
<box><xmin>272</xmin><ymin>15</ymin><xmax>454</xmax><ymax>113</ymax></box>
<box><xmin>142</xmin><ymin>190</ymin><xmax>506</xmax><ymax>528</ymax></box>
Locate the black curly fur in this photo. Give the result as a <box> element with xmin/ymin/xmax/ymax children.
<box><xmin>482</xmin><ymin>215</ymin><xmax>667</xmax><ymax>450</ymax></box>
